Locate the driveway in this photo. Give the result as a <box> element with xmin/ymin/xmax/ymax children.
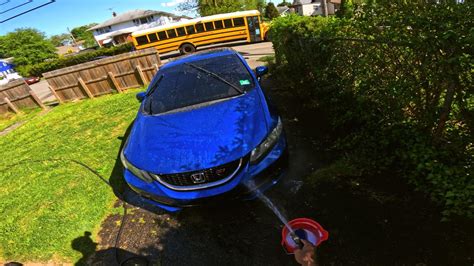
<box><xmin>29</xmin><ymin>80</ymin><xmax>56</xmax><ymax>103</ymax></box>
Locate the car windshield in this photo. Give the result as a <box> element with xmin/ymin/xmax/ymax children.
<box><xmin>143</xmin><ymin>54</ymin><xmax>255</xmax><ymax>115</ymax></box>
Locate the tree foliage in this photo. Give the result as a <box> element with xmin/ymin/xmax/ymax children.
<box><xmin>70</xmin><ymin>23</ymin><xmax>98</xmax><ymax>48</ymax></box>
<box><xmin>0</xmin><ymin>28</ymin><xmax>58</xmax><ymax>75</ymax></box>
<box><xmin>270</xmin><ymin>1</ymin><xmax>473</xmax><ymax>219</ymax></box>
<box><xmin>265</xmin><ymin>2</ymin><xmax>280</xmax><ymax>19</ymax></box>
<box><xmin>49</xmin><ymin>33</ymin><xmax>72</xmax><ymax>47</ymax></box>
<box><xmin>179</xmin><ymin>0</ymin><xmax>265</xmax><ymax>16</ymax></box>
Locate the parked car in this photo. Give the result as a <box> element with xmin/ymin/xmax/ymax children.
<box><xmin>23</xmin><ymin>76</ymin><xmax>40</xmax><ymax>85</ymax></box>
<box><xmin>121</xmin><ymin>48</ymin><xmax>288</xmax><ymax>212</ymax></box>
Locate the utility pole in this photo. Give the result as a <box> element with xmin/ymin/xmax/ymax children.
<box><xmin>321</xmin><ymin>0</ymin><xmax>328</xmax><ymax>17</ymax></box>
<box><xmin>67</xmin><ymin>27</ymin><xmax>78</xmax><ymax>47</ymax></box>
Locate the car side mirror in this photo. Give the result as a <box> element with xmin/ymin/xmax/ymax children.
<box><xmin>255</xmin><ymin>66</ymin><xmax>269</xmax><ymax>78</ymax></box>
<box><xmin>136</xmin><ymin>92</ymin><xmax>146</xmax><ymax>102</ymax></box>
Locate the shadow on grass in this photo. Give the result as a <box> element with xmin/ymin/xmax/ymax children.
<box><xmin>71</xmin><ymin>231</ymin><xmax>160</xmax><ymax>266</ymax></box>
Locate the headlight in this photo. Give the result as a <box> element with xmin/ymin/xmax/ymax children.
<box><xmin>120</xmin><ymin>149</ymin><xmax>154</xmax><ymax>183</ymax></box>
<box><xmin>250</xmin><ymin>117</ymin><xmax>283</xmax><ymax>164</ymax></box>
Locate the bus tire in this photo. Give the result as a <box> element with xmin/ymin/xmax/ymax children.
<box><xmin>179</xmin><ymin>43</ymin><xmax>196</xmax><ymax>55</ymax></box>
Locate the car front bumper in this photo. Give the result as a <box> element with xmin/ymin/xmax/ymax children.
<box><xmin>124</xmin><ymin>134</ymin><xmax>288</xmax><ymax>212</ymax></box>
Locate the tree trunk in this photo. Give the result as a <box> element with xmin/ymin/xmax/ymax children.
<box><xmin>321</xmin><ymin>0</ymin><xmax>329</xmax><ymax>17</ymax></box>
<box><xmin>434</xmin><ymin>82</ymin><xmax>456</xmax><ymax>140</ymax></box>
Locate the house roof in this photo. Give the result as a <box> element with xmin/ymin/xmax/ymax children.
<box><xmin>276</xmin><ymin>6</ymin><xmax>290</xmax><ymax>14</ymax></box>
<box><xmin>88</xmin><ymin>9</ymin><xmax>190</xmax><ymax>31</ymax></box>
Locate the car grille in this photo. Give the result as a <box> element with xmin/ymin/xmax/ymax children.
<box><xmin>154</xmin><ymin>156</ymin><xmax>247</xmax><ymax>190</ymax></box>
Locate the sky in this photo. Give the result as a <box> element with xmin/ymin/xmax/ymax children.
<box><xmin>0</xmin><ymin>0</ymin><xmax>190</xmax><ymax>36</ymax></box>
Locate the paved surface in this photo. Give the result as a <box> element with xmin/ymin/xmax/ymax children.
<box><xmin>161</xmin><ymin>41</ymin><xmax>275</xmax><ymax>69</ymax></box>
<box><xmin>29</xmin><ymin>80</ymin><xmax>56</xmax><ymax>103</ymax></box>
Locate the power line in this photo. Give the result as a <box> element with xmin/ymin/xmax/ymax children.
<box><xmin>0</xmin><ymin>0</ymin><xmax>33</xmax><ymax>15</ymax></box>
<box><xmin>0</xmin><ymin>0</ymin><xmax>11</xmax><ymax>6</ymax></box>
<box><xmin>0</xmin><ymin>0</ymin><xmax>55</xmax><ymax>23</ymax></box>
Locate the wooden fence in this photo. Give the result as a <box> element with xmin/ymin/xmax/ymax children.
<box><xmin>43</xmin><ymin>48</ymin><xmax>161</xmax><ymax>102</ymax></box>
<box><xmin>0</xmin><ymin>79</ymin><xmax>46</xmax><ymax>114</ymax></box>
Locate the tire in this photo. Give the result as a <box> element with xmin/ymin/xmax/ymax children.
<box><xmin>179</xmin><ymin>43</ymin><xmax>196</xmax><ymax>55</ymax></box>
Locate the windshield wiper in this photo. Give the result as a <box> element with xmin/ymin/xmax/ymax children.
<box><xmin>146</xmin><ymin>74</ymin><xmax>164</xmax><ymax>96</ymax></box>
<box><xmin>184</xmin><ymin>63</ymin><xmax>244</xmax><ymax>94</ymax></box>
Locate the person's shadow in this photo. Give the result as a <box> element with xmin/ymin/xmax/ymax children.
<box><xmin>71</xmin><ymin>231</ymin><xmax>97</xmax><ymax>265</ymax></box>
<box><xmin>71</xmin><ymin>231</ymin><xmax>154</xmax><ymax>266</ymax></box>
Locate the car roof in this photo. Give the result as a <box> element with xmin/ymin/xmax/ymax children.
<box><xmin>161</xmin><ymin>48</ymin><xmax>241</xmax><ymax>70</ymax></box>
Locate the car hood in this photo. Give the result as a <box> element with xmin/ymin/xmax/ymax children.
<box><xmin>124</xmin><ymin>88</ymin><xmax>268</xmax><ymax>174</ymax></box>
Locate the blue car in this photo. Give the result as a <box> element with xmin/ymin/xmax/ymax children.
<box><xmin>120</xmin><ymin>48</ymin><xmax>288</xmax><ymax>212</ymax></box>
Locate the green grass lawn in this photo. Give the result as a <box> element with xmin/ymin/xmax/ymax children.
<box><xmin>0</xmin><ymin>90</ymin><xmax>141</xmax><ymax>262</ymax></box>
<box><xmin>0</xmin><ymin>108</ymin><xmax>42</xmax><ymax>132</ymax></box>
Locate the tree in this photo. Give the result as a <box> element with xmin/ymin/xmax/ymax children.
<box><xmin>336</xmin><ymin>0</ymin><xmax>354</xmax><ymax>18</ymax></box>
<box><xmin>0</xmin><ymin>28</ymin><xmax>57</xmax><ymax>68</ymax></box>
<box><xmin>70</xmin><ymin>23</ymin><xmax>98</xmax><ymax>48</ymax></box>
<box><xmin>49</xmin><ymin>33</ymin><xmax>72</xmax><ymax>47</ymax></box>
<box><xmin>179</xmin><ymin>0</ymin><xmax>264</xmax><ymax>16</ymax></box>
<box><xmin>265</xmin><ymin>2</ymin><xmax>280</xmax><ymax>19</ymax></box>
<box><xmin>277</xmin><ymin>1</ymin><xmax>291</xmax><ymax>7</ymax></box>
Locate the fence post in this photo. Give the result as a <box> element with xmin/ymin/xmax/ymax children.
<box><xmin>108</xmin><ymin>72</ymin><xmax>122</xmax><ymax>93</ymax></box>
<box><xmin>48</xmin><ymin>85</ymin><xmax>63</xmax><ymax>103</ymax></box>
<box><xmin>78</xmin><ymin>77</ymin><xmax>94</xmax><ymax>99</ymax></box>
<box><xmin>29</xmin><ymin>90</ymin><xmax>46</xmax><ymax>109</ymax></box>
<box><xmin>4</xmin><ymin>97</ymin><xmax>20</xmax><ymax>114</ymax></box>
<box><xmin>135</xmin><ymin>65</ymin><xmax>147</xmax><ymax>85</ymax></box>
<box><xmin>153</xmin><ymin>63</ymin><xmax>159</xmax><ymax>72</ymax></box>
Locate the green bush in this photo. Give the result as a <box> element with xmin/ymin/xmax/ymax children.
<box><xmin>26</xmin><ymin>43</ymin><xmax>134</xmax><ymax>77</ymax></box>
<box><xmin>270</xmin><ymin>2</ymin><xmax>473</xmax><ymax>219</ymax></box>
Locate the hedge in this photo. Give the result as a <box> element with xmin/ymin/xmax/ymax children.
<box><xmin>21</xmin><ymin>43</ymin><xmax>134</xmax><ymax>77</ymax></box>
<box><xmin>270</xmin><ymin>2</ymin><xmax>473</xmax><ymax>219</ymax></box>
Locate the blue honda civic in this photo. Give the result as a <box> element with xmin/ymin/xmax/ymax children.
<box><xmin>121</xmin><ymin>48</ymin><xmax>288</xmax><ymax>212</ymax></box>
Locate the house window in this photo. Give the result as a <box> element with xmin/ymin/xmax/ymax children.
<box><xmin>177</xmin><ymin>27</ymin><xmax>186</xmax><ymax>36</ymax></box>
<box><xmin>195</xmin><ymin>23</ymin><xmax>205</xmax><ymax>33</ymax></box>
<box><xmin>233</xmin><ymin>17</ymin><xmax>245</xmax><ymax>27</ymax></box>
<box><xmin>224</xmin><ymin>19</ymin><xmax>233</xmax><ymax>28</ymax></box>
<box><xmin>186</xmin><ymin>25</ymin><xmax>195</xmax><ymax>34</ymax></box>
<box><xmin>214</xmin><ymin>20</ymin><xmax>224</xmax><ymax>29</ymax></box>
<box><xmin>133</xmin><ymin>16</ymin><xmax>155</xmax><ymax>25</ymax></box>
<box><xmin>96</xmin><ymin>26</ymin><xmax>112</xmax><ymax>34</ymax></box>
<box><xmin>204</xmin><ymin>22</ymin><xmax>215</xmax><ymax>31</ymax></box>
<box><xmin>158</xmin><ymin>31</ymin><xmax>167</xmax><ymax>40</ymax></box>
<box><xmin>148</xmin><ymin>33</ymin><xmax>158</xmax><ymax>42</ymax></box>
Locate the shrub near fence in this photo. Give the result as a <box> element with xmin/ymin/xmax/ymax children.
<box><xmin>0</xmin><ymin>79</ymin><xmax>46</xmax><ymax>114</ymax></box>
<box><xmin>43</xmin><ymin>48</ymin><xmax>161</xmax><ymax>102</ymax></box>
<box><xmin>270</xmin><ymin>2</ymin><xmax>473</xmax><ymax>219</ymax></box>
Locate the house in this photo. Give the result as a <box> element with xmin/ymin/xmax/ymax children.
<box><xmin>0</xmin><ymin>58</ymin><xmax>21</xmax><ymax>85</ymax></box>
<box><xmin>292</xmin><ymin>0</ymin><xmax>341</xmax><ymax>16</ymax></box>
<box><xmin>276</xmin><ymin>6</ymin><xmax>291</xmax><ymax>16</ymax></box>
<box><xmin>88</xmin><ymin>9</ymin><xmax>190</xmax><ymax>47</ymax></box>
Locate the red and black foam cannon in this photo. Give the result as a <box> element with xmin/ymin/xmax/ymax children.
<box><xmin>281</xmin><ymin>218</ymin><xmax>329</xmax><ymax>254</ymax></box>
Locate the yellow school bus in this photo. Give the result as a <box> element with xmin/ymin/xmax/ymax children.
<box><xmin>131</xmin><ymin>10</ymin><xmax>269</xmax><ymax>55</ymax></box>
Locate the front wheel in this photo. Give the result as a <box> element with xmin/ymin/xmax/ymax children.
<box><xmin>179</xmin><ymin>43</ymin><xmax>196</xmax><ymax>55</ymax></box>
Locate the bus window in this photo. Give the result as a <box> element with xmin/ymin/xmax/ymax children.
<box><xmin>136</xmin><ymin>36</ymin><xmax>149</xmax><ymax>45</ymax></box>
<box><xmin>148</xmin><ymin>33</ymin><xmax>158</xmax><ymax>43</ymax></box>
<box><xmin>214</xmin><ymin>20</ymin><xmax>224</xmax><ymax>29</ymax></box>
<box><xmin>158</xmin><ymin>31</ymin><xmax>167</xmax><ymax>40</ymax></box>
<box><xmin>167</xmin><ymin>29</ymin><xmax>177</xmax><ymax>38</ymax></box>
<box><xmin>233</xmin><ymin>17</ymin><xmax>245</xmax><ymax>27</ymax></box>
<box><xmin>195</xmin><ymin>23</ymin><xmax>205</xmax><ymax>33</ymax></box>
<box><xmin>224</xmin><ymin>19</ymin><xmax>233</xmax><ymax>28</ymax></box>
<box><xmin>205</xmin><ymin>22</ymin><xmax>215</xmax><ymax>31</ymax></box>
<box><xmin>177</xmin><ymin>27</ymin><xmax>186</xmax><ymax>36</ymax></box>
<box><xmin>186</xmin><ymin>25</ymin><xmax>195</xmax><ymax>34</ymax></box>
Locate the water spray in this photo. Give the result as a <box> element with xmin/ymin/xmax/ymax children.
<box><xmin>244</xmin><ymin>180</ymin><xmax>329</xmax><ymax>254</ymax></box>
